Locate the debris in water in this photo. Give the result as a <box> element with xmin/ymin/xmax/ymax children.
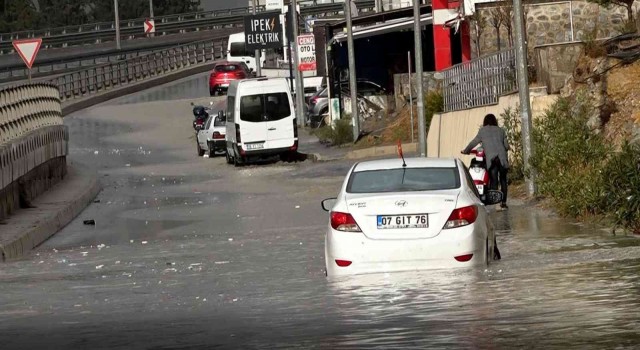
<box><xmin>94</xmin><ymin>150</ymin><xmax>99</xmax><ymax>155</ymax></box>
<box><xmin>232</xmin><ymin>298</ymin><xmax>238</xmax><ymax>302</ymax></box>
<box><xmin>81</xmin><ymin>252</ymin><xmax>89</xmax><ymax>256</ymax></box>
<box><xmin>93</xmin><ymin>199</ymin><xmax>101</xmax><ymax>203</ymax></box>
<box><xmin>83</xmin><ymin>219</ymin><xmax>96</xmax><ymax>225</ymax></box>
<box><xmin>125</xmin><ymin>164</ymin><xmax>131</xmax><ymax>167</ymax></box>
<box><xmin>141</xmin><ymin>241</ymin><xmax>148</xmax><ymax>245</ymax></box>
<box><xmin>130</xmin><ymin>240</ymin><xmax>134</xmax><ymax>243</ymax></box>
<box><xmin>96</xmin><ymin>265</ymin><xmax>104</xmax><ymax>269</ymax></box>
<box><xmin>295</xmin><ymin>205</ymin><xmax>300</xmax><ymax>209</ymax></box>
<box><xmin>163</xmin><ymin>268</ymin><xmax>177</xmax><ymax>273</ymax></box>
<box><xmin>97</xmin><ymin>244</ymin><xmax>106</xmax><ymax>250</ymax></box>
<box><xmin>228</xmin><ymin>238</ymin><xmax>233</xmax><ymax>242</ymax></box>
<box><xmin>215</xmin><ymin>261</ymin><xmax>230</xmax><ymax>265</ymax></box>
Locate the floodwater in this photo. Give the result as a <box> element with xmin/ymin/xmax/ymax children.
<box><xmin>1</xmin><ymin>75</ymin><xmax>639</xmax><ymax>349</ymax></box>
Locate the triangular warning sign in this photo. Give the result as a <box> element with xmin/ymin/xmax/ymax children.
<box><xmin>12</xmin><ymin>38</ymin><xmax>42</xmax><ymax>69</ymax></box>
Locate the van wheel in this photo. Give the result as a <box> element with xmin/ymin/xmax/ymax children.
<box><xmin>233</xmin><ymin>155</ymin><xmax>242</xmax><ymax>167</ymax></box>
<box><xmin>197</xmin><ymin>142</ymin><xmax>205</xmax><ymax>157</ymax></box>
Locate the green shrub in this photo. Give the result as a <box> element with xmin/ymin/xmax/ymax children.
<box><xmin>601</xmin><ymin>142</ymin><xmax>640</xmax><ymax>233</ymax></box>
<box><xmin>530</xmin><ymin>94</ymin><xmax>611</xmax><ymax>217</ymax></box>
<box><xmin>424</xmin><ymin>90</ymin><xmax>444</xmax><ymax>134</ymax></box>
<box><xmin>501</xmin><ymin>106</ymin><xmax>524</xmax><ymax>183</ymax></box>
<box><xmin>313</xmin><ymin>117</ymin><xmax>354</xmax><ymax>145</ymax></box>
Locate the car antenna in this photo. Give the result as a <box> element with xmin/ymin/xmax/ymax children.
<box><xmin>397</xmin><ymin>140</ymin><xmax>407</xmax><ymax>168</ymax></box>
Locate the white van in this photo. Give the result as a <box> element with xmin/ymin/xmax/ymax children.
<box><xmin>227</xmin><ymin>32</ymin><xmax>266</xmax><ymax>73</ymax></box>
<box><xmin>224</xmin><ymin>77</ymin><xmax>298</xmax><ymax>166</ymax></box>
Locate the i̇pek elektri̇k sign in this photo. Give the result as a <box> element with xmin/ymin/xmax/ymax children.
<box><xmin>244</xmin><ymin>11</ymin><xmax>284</xmax><ymax>51</ymax></box>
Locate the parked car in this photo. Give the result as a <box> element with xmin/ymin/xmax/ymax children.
<box><xmin>209</xmin><ymin>61</ymin><xmax>253</xmax><ymax>96</ymax></box>
<box><xmin>224</xmin><ymin>77</ymin><xmax>298</xmax><ymax>166</ymax></box>
<box><xmin>307</xmin><ymin>80</ymin><xmax>387</xmax><ymax>128</ymax></box>
<box><xmin>196</xmin><ymin>112</ymin><xmax>227</xmax><ymax>157</ymax></box>
<box><xmin>321</xmin><ymin>157</ymin><xmax>503</xmax><ymax>277</ymax></box>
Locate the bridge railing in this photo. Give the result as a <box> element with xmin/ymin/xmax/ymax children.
<box><xmin>0</xmin><ymin>83</ymin><xmax>67</xmax><ymax>221</ymax></box>
<box><xmin>441</xmin><ymin>49</ymin><xmax>517</xmax><ymax>112</ymax></box>
<box><xmin>0</xmin><ymin>0</ymin><xmax>374</xmax><ymax>54</ymax></box>
<box><xmin>50</xmin><ymin>37</ymin><xmax>228</xmax><ymax>102</ymax></box>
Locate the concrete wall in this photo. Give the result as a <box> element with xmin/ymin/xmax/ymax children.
<box><xmin>393</xmin><ymin>72</ymin><xmax>439</xmax><ymax>111</ymax></box>
<box><xmin>427</xmin><ymin>90</ymin><xmax>558</xmax><ymax>165</ymax></box>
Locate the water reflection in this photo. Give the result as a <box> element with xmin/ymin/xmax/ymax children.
<box><xmin>111</xmin><ymin>72</ymin><xmax>210</xmax><ymax>105</ymax></box>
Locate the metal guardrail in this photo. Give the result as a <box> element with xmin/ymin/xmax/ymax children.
<box><xmin>0</xmin><ymin>0</ymin><xmax>375</xmax><ymax>54</ymax></box>
<box><xmin>50</xmin><ymin>38</ymin><xmax>228</xmax><ymax>102</ymax></box>
<box><xmin>441</xmin><ymin>49</ymin><xmax>517</xmax><ymax>112</ymax></box>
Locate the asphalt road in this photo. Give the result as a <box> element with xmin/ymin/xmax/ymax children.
<box><xmin>1</xmin><ymin>74</ymin><xmax>640</xmax><ymax>349</ymax></box>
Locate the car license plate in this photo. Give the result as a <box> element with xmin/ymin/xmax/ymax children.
<box><xmin>377</xmin><ymin>214</ymin><xmax>428</xmax><ymax>229</ymax></box>
<box><xmin>245</xmin><ymin>143</ymin><xmax>264</xmax><ymax>150</ymax></box>
<box><xmin>476</xmin><ymin>184</ymin><xmax>484</xmax><ymax>194</ymax></box>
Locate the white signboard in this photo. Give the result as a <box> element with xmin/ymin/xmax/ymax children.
<box><xmin>297</xmin><ymin>34</ymin><xmax>316</xmax><ymax>72</ymax></box>
<box><xmin>266</xmin><ymin>0</ymin><xmax>284</xmax><ymax>12</ymax></box>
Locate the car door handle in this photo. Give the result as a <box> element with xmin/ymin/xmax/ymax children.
<box><xmin>268</xmin><ymin>127</ymin><xmax>276</xmax><ymax>131</ymax></box>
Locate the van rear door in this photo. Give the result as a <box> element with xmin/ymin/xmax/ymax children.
<box><xmin>264</xmin><ymin>92</ymin><xmax>295</xmax><ymax>149</ymax></box>
<box><xmin>238</xmin><ymin>94</ymin><xmax>269</xmax><ymax>150</ymax></box>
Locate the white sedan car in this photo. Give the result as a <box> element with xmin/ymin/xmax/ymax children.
<box><xmin>321</xmin><ymin>157</ymin><xmax>503</xmax><ymax>277</ymax></box>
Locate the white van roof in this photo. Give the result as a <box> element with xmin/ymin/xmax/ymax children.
<box><xmin>236</xmin><ymin>77</ymin><xmax>290</xmax><ymax>90</ymax></box>
<box><xmin>229</xmin><ymin>32</ymin><xmax>245</xmax><ymax>41</ymax></box>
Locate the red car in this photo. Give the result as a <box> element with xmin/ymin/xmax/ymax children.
<box><xmin>209</xmin><ymin>61</ymin><xmax>252</xmax><ymax>96</ymax></box>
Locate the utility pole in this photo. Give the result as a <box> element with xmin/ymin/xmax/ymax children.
<box><xmin>413</xmin><ymin>0</ymin><xmax>426</xmax><ymax>156</ymax></box>
<box><xmin>148</xmin><ymin>0</ymin><xmax>154</xmax><ymax>37</ymax></box>
<box><xmin>252</xmin><ymin>0</ymin><xmax>262</xmax><ymax>77</ymax></box>
<box><xmin>291</xmin><ymin>0</ymin><xmax>305</xmax><ymax>127</ymax></box>
<box><xmin>513</xmin><ymin>0</ymin><xmax>537</xmax><ymax>196</ymax></box>
<box><xmin>114</xmin><ymin>0</ymin><xmax>121</xmax><ymax>50</ymax></box>
<box><xmin>345</xmin><ymin>0</ymin><xmax>359</xmax><ymax>141</ymax></box>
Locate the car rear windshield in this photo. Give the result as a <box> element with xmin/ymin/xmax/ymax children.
<box><xmin>240</xmin><ymin>93</ymin><xmax>291</xmax><ymax>122</ymax></box>
<box><xmin>229</xmin><ymin>42</ymin><xmax>253</xmax><ymax>57</ymax></box>
<box><xmin>347</xmin><ymin>167</ymin><xmax>461</xmax><ymax>193</ymax></box>
<box><xmin>213</xmin><ymin>116</ymin><xmax>226</xmax><ymax>127</ymax></box>
<box><xmin>215</xmin><ymin>65</ymin><xmax>240</xmax><ymax>72</ymax></box>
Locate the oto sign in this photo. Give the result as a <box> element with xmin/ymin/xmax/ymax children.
<box><xmin>144</xmin><ymin>19</ymin><xmax>155</xmax><ymax>34</ymax></box>
<box><xmin>244</xmin><ymin>11</ymin><xmax>284</xmax><ymax>51</ymax></box>
<box><xmin>12</xmin><ymin>38</ymin><xmax>42</xmax><ymax>69</ymax></box>
<box><xmin>297</xmin><ymin>34</ymin><xmax>316</xmax><ymax>72</ymax></box>
<box><xmin>265</xmin><ymin>0</ymin><xmax>284</xmax><ymax>12</ymax></box>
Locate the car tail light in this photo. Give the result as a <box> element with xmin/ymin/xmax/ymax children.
<box><xmin>310</xmin><ymin>96</ymin><xmax>319</xmax><ymax>105</ymax></box>
<box><xmin>335</xmin><ymin>259</ymin><xmax>352</xmax><ymax>267</ymax></box>
<box><xmin>454</xmin><ymin>254</ymin><xmax>473</xmax><ymax>262</ymax></box>
<box><xmin>330</xmin><ymin>211</ymin><xmax>361</xmax><ymax>232</ymax></box>
<box><xmin>235</xmin><ymin>124</ymin><xmax>241</xmax><ymax>143</ymax></box>
<box><xmin>473</xmin><ymin>179</ymin><xmax>484</xmax><ymax>185</ymax></box>
<box><xmin>213</xmin><ymin>131</ymin><xmax>224</xmax><ymax>139</ymax></box>
<box><xmin>443</xmin><ymin>205</ymin><xmax>477</xmax><ymax>229</ymax></box>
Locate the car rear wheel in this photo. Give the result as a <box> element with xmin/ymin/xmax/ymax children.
<box><xmin>197</xmin><ymin>142</ymin><xmax>205</xmax><ymax>157</ymax></box>
<box><xmin>225</xmin><ymin>150</ymin><xmax>233</xmax><ymax>164</ymax></box>
<box><xmin>208</xmin><ymin>141</ymin><xmax>216</xmax><ymax>157</ymax></box>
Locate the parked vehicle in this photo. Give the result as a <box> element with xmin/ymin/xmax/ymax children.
<box><xmin>209</xmin><ymin>61</ymin><xmax>253</xmax><ymax>96</ymax></box>
<box><xmin>196</xmin><ymin>111</ymin><xmax>227</xmax><ymax>157</ymax></box>
<box><xmin>307</xmin><ymin>80</ymin><xmax>387</xmax><ymax>128</ymax></box>
<box><xmin>224</xmin><ymin>77</ymin><xmax>298</xmax><ymax>166</ymax></box>
<box><xmin>227</xmin><ymin>32</ymin><xmax>266</xmax><ymax>73</ymax></box>
<box><xmin>468</xmin><ymin>146</ymin><xmax>490</xmax><ymax>201</ymax></box>
<box><xmin>321</xmin><ymin>157</ymin><xmax>503</xmax><ymax>277</ymax></box>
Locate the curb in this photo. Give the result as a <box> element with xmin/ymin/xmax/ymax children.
<box><xmin>305</xmin><ymin>142</ymin><xmax>419</xmax><ymax>163</ymax></box>
<box><xmin>0</xmin><ymin>164</ymin><xmax>101</xmax><ymax>261</ymax></box>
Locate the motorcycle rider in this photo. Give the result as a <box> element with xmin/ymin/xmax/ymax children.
<box><xmin>461</xmin><ymin>113</ymin><xmax>510</xmax><ymax>210</ymax></box>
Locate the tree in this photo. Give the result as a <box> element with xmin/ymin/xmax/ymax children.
<box><xmin>1</xmin><ymin>0</ymin><xmax>40</xmax><ymax>32</ymax></box>
<box><xmin>470</xmin><ymin>10</ymin><xmax>487</xmax><ymax>56</ymax></box>
<box><xmin>489</xmin><ymin>8</ymin><xmax>503</xmax><ymax>51</ymax></box>
<box><xmin>587</xmin><ymin>0</ymin><xmax>635</xmax><ymax>22</ymax></box>
<box><xmin>38</xmin><ymin>0</ymin><xmax>91</xmax><ymax>27</ymax></box>
<box><xmin>496</xmin><ymin>4</ymin><xmax>514</xmax><ymax>47</ymax></box>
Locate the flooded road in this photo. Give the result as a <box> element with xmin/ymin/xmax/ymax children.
<box><xmin>1</xmin><ymin>75</ymin><xmax>639</xmax><ymax>349</ymax></box>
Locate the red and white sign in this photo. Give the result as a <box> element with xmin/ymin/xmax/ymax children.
<box><xmin>12</xmin><ymin>38</ymin><xmax>42</xmax><ymax>69</ymax></box>
<box><xmin>144</xmin><ymin>19</ymin><xmax>155</xmax><ymax>34</ymax></box>
<box><xmin>297</xmin><ymin>34</ymin><xmax>316</xmax><ymax>72</ymax></box>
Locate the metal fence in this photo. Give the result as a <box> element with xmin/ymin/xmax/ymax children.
<box><xmin>50</xmin><ymin>38</ymin><xmax>228</xmax><ymax>102</ymax></box>
<box><xmin>441</xmin><ymin>49</ymin><xmax>517</xmax><ymax>112</ymax></box>
<box><xmin>0</xmin><ymin>0</ymin><xmax>375</xmax><ymax>54</ymax></box>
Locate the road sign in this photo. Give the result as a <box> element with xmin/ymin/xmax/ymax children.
<box><xmin>244</xmin><ymin>11</ymin><xmax>283</xmax><ymax>51</ymax></box>
<box><xmin>297</xmin><ymin>34</ymin><xmax>316</xmax><ymax>72</ymax></box>
<box><xmin>144</xmin><ymin>19</ymin><xmax>155</xmax><ymax>34</ymax></box>
<box><xmin>12</xmin><ymin>38</ymin><xmax>42</xmax><ymax>69</ymax></box>
<box><xmin>265</xmin><ymin>0</ymin><xmax>284</xmax><ymax>12</ymax></box>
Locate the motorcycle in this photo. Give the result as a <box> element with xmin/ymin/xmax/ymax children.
<box><xmin>469</xmin><ymin>146</ymin><xmax>490</xmax><ymax>201</ymax></box>
<box><xmin>192</xmin><ymin>105</ymin><xmax>210</xmax><ymax>131</ymax></box>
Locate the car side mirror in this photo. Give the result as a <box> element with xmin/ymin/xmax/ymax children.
<box><xmin>482</xmin><ymin>190</ymin><xmax>503</xmax><ymax>206</ymax></box>
<box><xmin>321</xmin><ymin>198</ymin><xmax>337</xmax><ymax>212</ymax></box>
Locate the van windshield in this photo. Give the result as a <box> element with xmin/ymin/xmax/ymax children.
<box><xmin>240</xmin><ymin>93</ymin><xmax>291</xmax><ymax>122</ymax></box>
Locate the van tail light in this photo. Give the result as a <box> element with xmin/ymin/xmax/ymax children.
<box><xmin>454</xmin><ymin>254</ymin><xmax>474</xmax><ymax>262</ymax></box>
<box><xmin>213</xmin><ymin>131</ymin><xmax>224</xmax><ymax>139</ymax></box>
<box><xmin>235</xmin><ymin>124</ymin><xmax>241</xmax><ymax>143</ymax></box>
<box><xmin>330</xmin><ymin>211</ymin><xmax>361</xmax><ymax>232</ymax></box>
<box><xmin>290</xmin><ymin>140</ymin><xmax>298</xmax><ymax>152</ymax></box>
<box><xmin>443</xmin><ymin>205</ymin><xmax>478</xmax><ymax>229</ymax></box>
<box><xmin>335</xmin><ymin>259</ymin><xmax>352</xmax><ymax>267</ymax></box>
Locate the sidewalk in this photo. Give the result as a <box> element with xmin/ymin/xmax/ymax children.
<box><xmin>298</xmin><ymin>128</ymin><xmax>418</xmax><ymax>162</ymax></box>
<box><xmin>0</xmin><ymin>162</ymin><xmax>100</xmax><ymax>261</ymax></box>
